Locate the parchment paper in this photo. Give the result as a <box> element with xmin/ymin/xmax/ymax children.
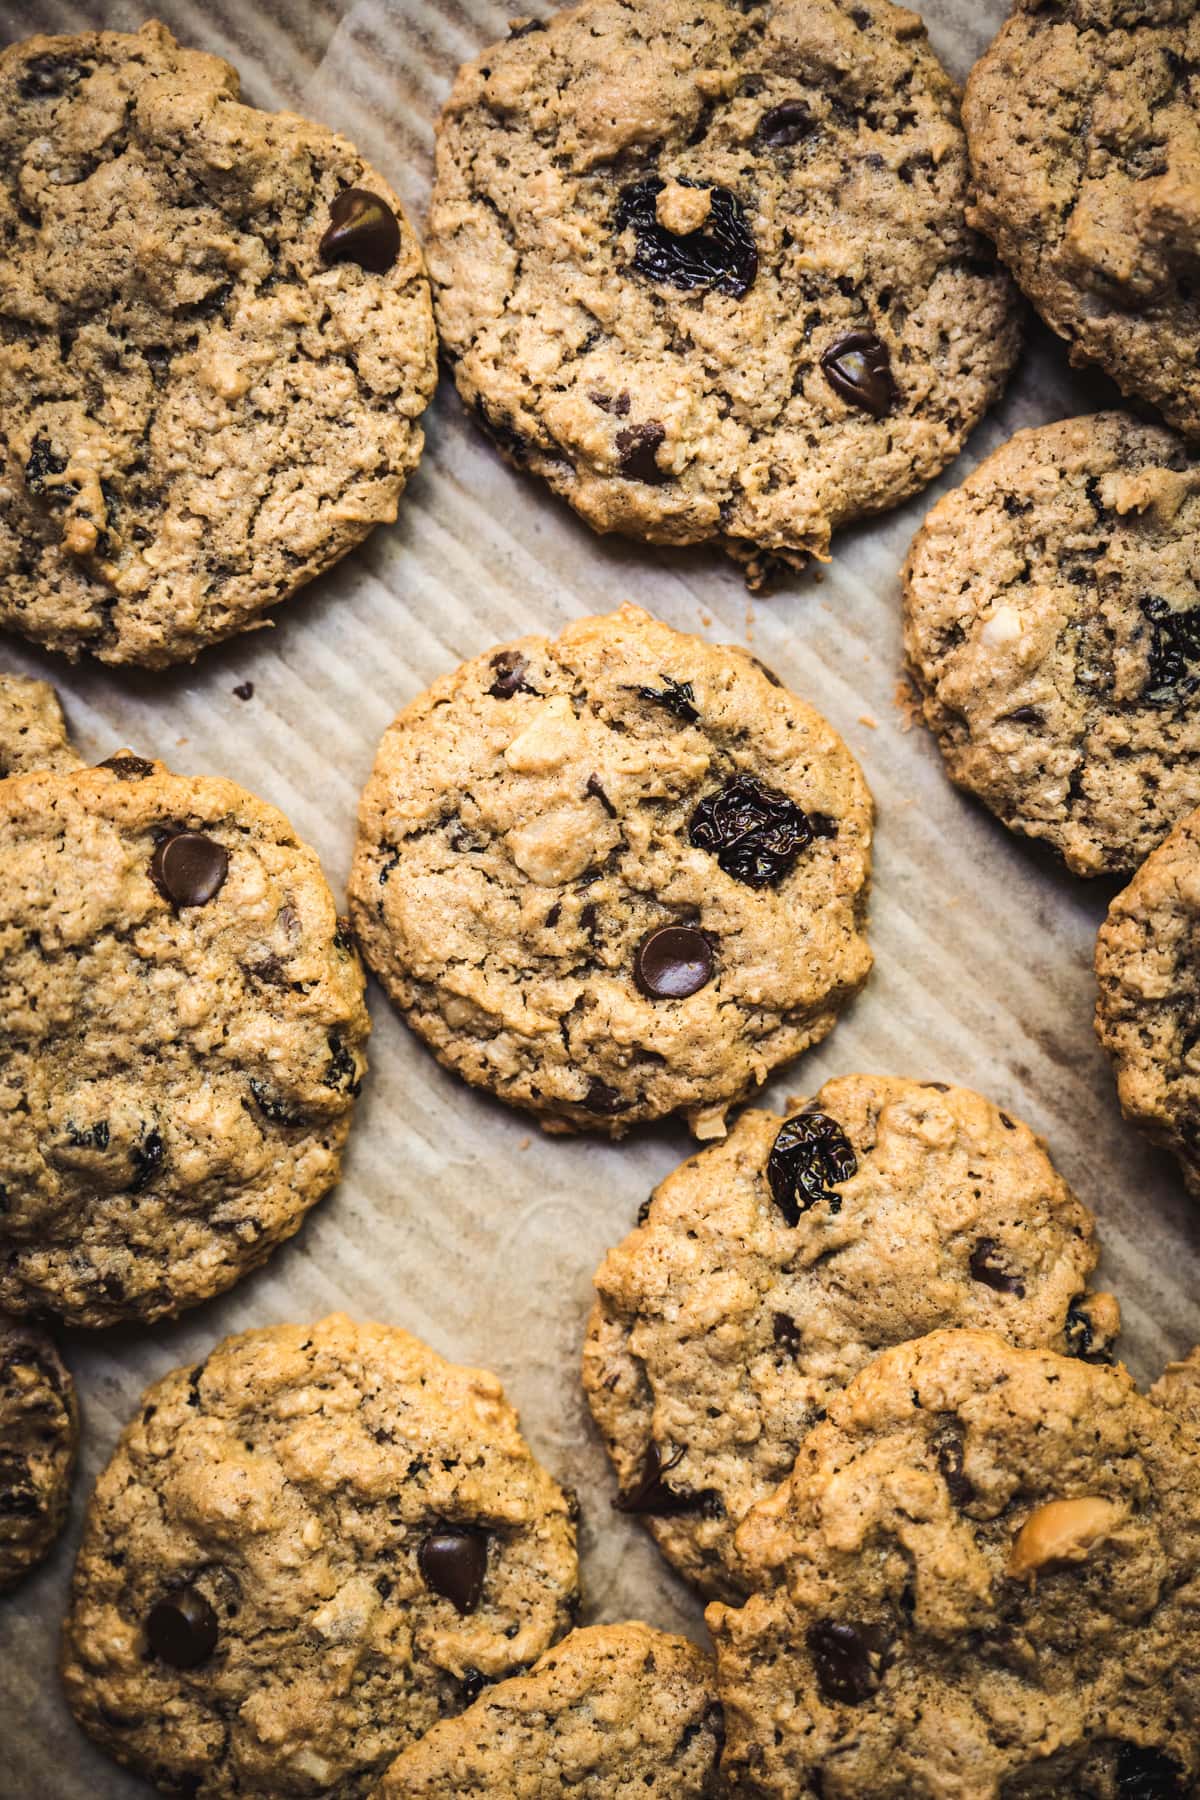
<box><xmin>1</xmin><ymin>1</ymin><xmax>1198</xmax><ymax>1793</ymax></box>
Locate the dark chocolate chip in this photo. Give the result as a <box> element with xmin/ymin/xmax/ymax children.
<box><xmin>689</xmin><ymin>774</ymin><xmax>815</xmax><ymax>888</ymax></box>
<box><xmin>969</xmin><ymin>1238</ymin><xmax>1026</xmax><ymax>1297</ymax></box>
<box><xmin>616</xmin><ymin>1442</ymin><xmax>700</xmax><ymax>1516</ymax></box>
<box><xmin>616</xmin><ymin>421</ymin><xmax>669</xmax><ymax>484</ymax></box>
<box><xmin>820</xmin><ymin>330</ymin><xmax>895</xmax><ymax>418</ymax></box>
<box><xmin>460</xmin><ymin>1667</ymin><xmax>489</xmax><ymax>1702</ymax></box>
<box><xmin>1141</xmin><ymin>596</ymin><xmax>1200</xmax><ymax>706</ymax></box>
<box><xmin>1064</xmin><ymin>1296</ymin><xmax>1111</xmax><ymax>1364</ymax></box>
<box><xmin>767</xmin><ymin>1111</ymin><xmax>856</xmax><ymax>1225</ymax></box>
<box><xmin>418</xmin><ymin>1526</ymin><xmax>487</xmax><ymax>1615</ymax></box>
<box><xmin>324</xmin><ymin>1033</ymin><xmax>361</xmax><ymax>1094</ymax></box>
<box><xmin>99</xmin><ymin>754</ymin><xmax>155</xmax><ymax>780</ymax></box>
<box><xmin>933</xmin><ymin>1423</ymin><xmax>974</xmax><ymax>1508</ymax></box>
<box><xmin>18</xmin><ymin>54</ymin><xmax>84</xmax><ymax>99</ymax></box>
<box><xmin>150</xmin><ymin>832</ymin><xmax>229</xmax><ymax>908</ymax></box>
<box><xmin>128</xmin><ymin>1129</ymin><xmax>164</xmax><ymax>1193</ymax></box>
<box><xmin>583</xmin><ymin>1078</ymin><xmax>628</xmax><ymax>1115</ymax></box>
<box><xmin>1002</xmin><ymin>705</ymin><xmax>1042</xmax><ymax>726</ymax></box>
<box><xmin>757</xmin><ymin>99</ymin><xmax>813</xmax><ymax>146</ymax></box>
<box><xmin>773</xmin><ymin>1313</ymin><xmax>802</xmax><ymax>1352</ymax></box>
<box><xmin>590</xmin><ymin>388</ymin><xmax>631</xmax><ymax>416</ymax></box>
<box><xmin>806</xmin><ymin>1619</ymin><xmax>890</xmax><ymax>1705</ymax></box>
<box><xmin>1115</xmin><ymin>1744</ymin><xmax>1187</xmax><ymax>1799</ymax></box>
<box><xmin>319</xmin><ymin>188</ymin><xmax>401</xmax><ymax>274</ymax></box>
<box><xmin>615</xmin><ymin>177</ymin><xmax>758</xmax><ymax>299</ymax></box>
<box><xmin>233</xmin><ymin>682</ymin><xmax>254</xmax><ymax>701</ymax></box>
<box><xmin>488</xmin><ymin>650</ymin><xmax>536</xmax><ymax>699</ymax></box>
<box><xmin>634</xmin><ymin>925</ymin><xmax>714</xmax><ymax>1000</ymax></box>
<box><xmin>633</xmin><ymin>674</ymin><xmax>698</xmax><ymax>721</ymax></box>
<box><xmin>146</xmin><ymin>1586</ymin><xmax>219</xmax><ymax>1669</ymax></box>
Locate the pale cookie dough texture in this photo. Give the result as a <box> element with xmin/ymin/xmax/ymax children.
<box><xmin>965</xmin><ymin>0</ymin><xmax>1200</xmax><ymax>438</ymax></box>
<box><xmin>0</xmin><ymin>750</ymin><xmax>369</xmax><ymax>1325</ymax></box>
<box><xmin>583</xmin><ymin>1076</ymin><xmax>1119</xmax><ymax>1599</ymax></box>
<box><xmin>1096</xmin><ymin>805</ymin><xmax>1200</xmax><ymax>1201</ymax></box>
<box><xmin>708</xmin><ymin>1329</ymin><xmax>1200</xmax><ymax>1799</ymax></box>
<box><xmin>1151</xmin><ymin>1346</ymin><xmax>1200</xmax><ymax>1426</ymax></box>
<box><xmin>0</xmin><ymin>23</ymin><xmax>436</xmax><ymax>667</ymax></box>
<box><xmin>0</xmin><ymin>674</ymin><xmax>81</xmax><ymax>777</ymax></box>
<box><xmin>371</xmin><ymin>1622</ymin><xmax>723</xmax><ymax>1798</ymax></box>
<box><xmin>0</xmin><ymin>1315</ymin><xmax>78</xmax><ymax>1591</ymax></box>
<box><xmin>429</xmin><ymin>0</ymin><xmax>1020</xmax><ymax>579</ymax></box>
<box><xmin>903</xmin><ymin>412</ymin><xmax>1200</xmax><ymax>877</ymax></box>
<box><xmin>62</xmin><ymin>1315</ymin><xmax>581</xmax><ymax>1799</ymax></box>
<box><xmin>349</xmin><ymin>605</ymin><xmax>873</xmax><ymax>1137</ymax></box>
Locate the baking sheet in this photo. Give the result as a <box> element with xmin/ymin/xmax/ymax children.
<box><xmin>2</xmin><ymin>0</ymin><xmax>1199</xmax><ymax>1792</ymax></box>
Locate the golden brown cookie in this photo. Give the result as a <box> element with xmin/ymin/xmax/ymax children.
<box><xmin>0</xmin><ymin>1316</ymin><xmax>77</xmax><ymax>1591</ymax></box>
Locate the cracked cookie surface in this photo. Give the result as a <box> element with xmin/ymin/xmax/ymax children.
<box><xmin>903</xmin><ymin>412</ymin><xmax>1200</xmax><ymax>877</ymax></box>
<box><xmin>707</xmin><ymin>1329</ymin><xmax>1200</xmax><ymax>1799</ymax></box>
<box><xmin>584</xmin><ymin>1076</ymin><xmax>1119</xmax><ymax>1599</ymax></box>
<box><xmin>62</xmin><ymin>1314</ymin><xmax>580</xmax><ymax>1799</ymax></box>
<box><xmin>428</xmin><ymin>0</ymin><xmax>1020</xmax><ymax>579</ymax></box>
<box><xmin>964</xmin><ymin>0</ymin><xmax>1200</xmax><ymax>438</ymax></box>
<box><xmin>0</xmin><ymin>752</ymin><xmax>368</xmax><ymax>1325</ymax></box>
<box><xmin>0</xmin><ymin>22</ymin><xmax>436</xmax><ymax>667</ymax></box>
<box><xmin>1095</xmin><ymin>805</ymin><xmax>1200</xmax><ymax>1201</ymax></box>
<box><xmin>0</xmin><ymin>1315</ymin><xmax>77</xmax><ymax>1591</ymax></box>
<box><xmin>348</xmin><ymin>605</ymin><xmax>873</xmax><ymax>1138</ymax></box>
<box><xmin>372</xmin><ymin>1622</ymin><xmax>722</xmax><ymax>1797</ymax></box>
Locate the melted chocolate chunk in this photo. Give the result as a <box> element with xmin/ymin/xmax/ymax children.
<box><xmin>820</xmin><ymin>330</ymin><xmax>896</xmax><ymax>418</ymax></box>
<box><xmin>767</xmin><ymin>1111</ymin><xmax>857</xmax><ymax>1226</ymax></box>
<box><xmin>146</xmin><ymin>1585</ymin><xmax>219</xmax><ymax>1669</ymax></box>
<box><xmin>932</xmin><ymin>1422</ymin><xmax>974</xmax><ymax>1508</ymax></box>
<box><xmin>634</xmin><ymin>925</ymin><xmax>715</xmax><ymax>999</ymax></box>
<box><xmin>615</xmin><ymin>1442</ymin><xmax>701</xmax><ymax>1516</ymax></box>
<box><xmin>616</xmin><ymin>178</ymin><xmax>758</xmax><ymax>299</ymax></box>
<box><xmin>807</xmin><ymin>1619</ymin><xmax>890</xmax><ymax>1705</ymax></box>
<box><xmin>1116</xmin><ymin>1744</ymin><xmax>1187</xmax><ymax>1799</ymax></box>
<box><xmin>418</xmin><ymin>1527</ymin><xmax>487</xmax><ymax>1615</ymax></box>
<box><xmin>969</xmin><ymin>1238</ymin><xmax>1026</xmax><ymax>1297</ymax></box>
<box><xmin>488</xmin><ymin>650</ymin><xmax>536</xmax><ymax>699</ymax></box>
<box><xmin>99</xmin><ymin>754</ymin><xmax>155</xmax><ymax>780</ymax></box>
<box><xmin>689</xmin><ymin>774</ymin><xmax>817</xmax><ymax>888</ymax></box>
<box><xmin>616</xmin><ymin>421</ymin><xmax>670</xmax><ymax>484</ymax></box>
<box><xmin>150</xmin><ymin>832</ymin><xmax>229</xmax><ymax>908</ymax></box>
<box><xmin>757</xmin><ymin>99</ymin><xmax>813</xmax><ymax>146</ymax></box>
<box><xmin>634</xmin><ymin>674</ymin><xmax>699</xmax><ymax>721</ymax></box>
<box><xmin>1141</xmin><ymin>597</ymin><xmax>1200</xmax><ymax>705</ymax></box>
<box><xmin>319</xmin><ymin>188</ymin><xmax>401</xmax><ymax>274</ymax></box>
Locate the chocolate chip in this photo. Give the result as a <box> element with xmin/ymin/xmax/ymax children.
<box><xmin>488</xmin><ymin>650</ymin><xmax>536</xmax><ymax>699</ymax></box>
<box><xmin>146</xmin><ymin>1586</ymin><xmax>219</xmax><ymax>1669</ymax></box>
<box><xmin>460</xmin><ymin>1668</ymin><xmax>489</xmax><ymax>1702</ymax></box>
<box><xmin>689</xmin><ymin>774</ymin><xmax>816</xmax><ymax>888</ymax></box>
<box><xmin>616</xmin><ymin>1442</ymin><xmax>699</xmax><ymax>1516</ymax></box>
<box><xmin>820</xmin><ymin>330</ymin><xmax>896</xmax><ymax>418</ymax></box>
<box><xmin>583</xmin><ymin>1078</ymin><xmax>628</xmax><ymax>1115</ymax></box>
<box><xmin>806</xmin><ymin>1619</ymin><xmax>890</xmax><ymax>1705</ymax></box>
<box><xmin>585</xmin><ymin>773</ymin><xmax>617</xmax><ymax>817</ymax></box>
<box><xmin>634</xmin><ymin>925</ymin><xmax>714</xmax><ymax>999</ymax></box>
<box><xmin>24</xmin><ymin>433</ymin><xmax>68</xmax><ymax>497</ymax></box>
<box><xmin>757</xmin><ymin>99</ymin><xmax>813</xmax><ymax>146</ymax></box>
<box><xmin>933</xmin><ymin>1423</ymin><xmax>974</xmax><ymax>1508</ymax></box>
<box><xmin>150</xmin><ymin>832</ymin><xmax>229</xmax><ymax>908</ymax></box>
<box><xmin>99</xmin><ymin>754</ymin><xmax>155</xmax><ymax>780</ymax></box>
<box><xmin>590</xmin><ymin>389</ymin><xmax>631</xmax><ymax>416</ymax></box>
<box><xmin>616</xmin><ymin>421</ymin><xmax>669</xmax><ymax>484</ymax></box>
<box><xmin>1064</xmin><ymin>1296</ymin><xmax>1112</xmax><ymax>1364</ymax></box>
<box><xmin>1002</xmin><ymin>705</ymin><xmax>1042</xmax><ymax>725</ymax></box>
<box><xmin>128</xmin><ymin>1129</ymin><xmax>164</xmax><ymax>1193</ymax></box>
<box><xmin>319</xmin><ymin>188</ymin><xmax>401</xmax><ymax>273</ymax></box>
<box><xmin>1115</xmin><ymin>1744</ymin><xmax>1187</xmax><ymax>1799</ymax></box>
<box><xmin>773</xmin><ymin>1313</ymin><xmax>802</xmax><ymax>1352</ymax></box>
<box><xmin>616</xmin><ymin>177</ymin><xmax>758</xmax><ymax>299</ymax></box>
<box><xmin>233</xmin><ymin>682</ymin><xmax>254</xmax><ymax>701</ymax></box>
<box><xmin>1141</xmin><ymin>596</ymin><xmax>1200</xmax><ymax>706</ymax></box>
<box><xmin>418</xmin><ymin>1527</ymin><xmax>487</xmax><ymax>1615</ymax></box>
<box><xmin>767</xmin><ymin>1111</ymin><xmax>856</xmax><ymax>1225</ymax></box>
<box><xmin>633</xmin><ymin>674</ymin><xmax>698</xmax><ymax>721</ymax></box>
<box><xmin>969</xmin><ymin>1238</ymin><xmax>1026</xmax><ymax>1297</ymax></box>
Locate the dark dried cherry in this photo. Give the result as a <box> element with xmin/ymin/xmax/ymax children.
<box><xmin>633</xmin><ymin>675</ymin><xmax>698</xmax><ymax>721</ymax></box>
<box><xmin>615</xmin><ymin>178</ymin><xmax>758</xmax><ymax>299</ymax></box>
<box><xmin>932</xmin><ymin>1422</ymin><xmax>974</xmax><ymax>1508</ymax></box>
<box><xmin>689</xmin><ymin>774</ymin><xmax>819</xmax><ymax>888</ymax></box>
<box><xmin>757</xmin><ymin>99</ymin><xmax>813</xmax><ymax>146</ymax></box>
<box><xmin>488</xmin><ymin>650</ymin><xmax>536</xmax><ymax>699</ymax></box>
<box><xmin>615</xmin><ymin>1442</ymin><xmax>705</xmax><ymax>1516</ymax></box>
<box><xmin>806</xmin><ymin>1619</ymin><xmax>891</xmax><ymax>1705</ymax></box>
<box><xmin>1141</xmin><ymin>597</ymin><xmax>1200</xmax><ymax>705</ymax></box>
<box><xmin>968</xmin><ymin>1239</ymin><xmax>1026</xmax><ymax>1296</ymax></box>
<box><xmin>767</xmin><ymin>1111</ymin><xmax>856</xmax><ymax>1226</ymax></box>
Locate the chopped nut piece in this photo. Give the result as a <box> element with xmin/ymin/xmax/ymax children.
<box><xmin>1007</xmin><ymin>1496</ymin><xmax>1124</xmax><ymax>1578</ymax></box>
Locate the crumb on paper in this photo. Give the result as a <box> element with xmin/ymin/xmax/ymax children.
<box><xmin>700</xmin><ymin>611</ymin><xmax>713</xmax><ymax>628</ymax></box>
<box><xmin>858</xmin><ymin>713</ymin><xmax>878</xmax><ymax>729</ymax></box>
<box><xmin>176</xmin><ymin>737</ymin><xmax>188</xmax><ymax>746</ymax></box>
<box><xmin>744</xmin><ymin>601</ymin><xmax>755</xmax><ymax>640</ymax></box>
<box><xmin>518</xmin><ymin>1136</ymin><xmax>531</xmax><ymax>1151</ymax></box>
<box><xmin>893</xmin><ymin>674</ymin><xmax>922</xmax><ymax>732</ymax></box>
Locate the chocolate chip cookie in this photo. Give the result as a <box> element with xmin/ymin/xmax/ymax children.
<box><xmin>0</xmin><ymin>1316</ymin><xmax>77</xmax><ymax>1591</ymax></box>
<box><xmin>708</xmin><ymin>1329</ymin><xmax>1200</xmax><ymax>1798</ymax></box>
<box><xmin>964</xmin><ymin>1</ymin><xmax>1200</xmax><ymax>438</ymax></box>
<box><xmin>429</xmin><ymin>0</ymin><xmax>1020</xmax><ymax>582</ymax></box>
<box><xmin>349</xmin><ymin>605</ymin><xmax>873</xmax><ymax>1138</ymax></box>
<box><xmin>584</xmin><ymin>1076</ymin><xmax>1119</xmax><ymax>1599</ymax></box>
<box><xmin>0</xmin><ymin>751</ymin><xmax>369</xmax><ymax>1325</ymax></box>
<box><xmin>371</xmin><ymin>1622</ymin><xmax>722</xmax><ymax>1797</ymax></box>
<box><xmin>0</xmin><ymin>674</ymin><xmax>80</xmax><ymax>778</ymax></box>
<box><xmin>904</xmin><ymin>412</ymin><xmax>1200</xmax><ymax>877</ymax></box>
<box><xmin>1095</xmin><ymin>806</ymin><xmax>1200</xmax><ymax>1200</ymax></box>
<box><xmin>0</xmin><ymin>22</ymin><xmax>436</xmax><ymax>668</ymax></box>
<box><xmin>62</xmin><ymin>1314</ymin><xmax>580</xmax><ymax>1798</ymax></box>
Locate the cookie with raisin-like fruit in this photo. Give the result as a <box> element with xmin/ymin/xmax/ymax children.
<box><xmin>371</xmin><ymin>1623</ymin><xmax>722</xmax><ymax>1798</ymax></box>
<box><xmin>0</xmin><ymin>748</ymin><xmax>368</xmax><ymax>1325</ymax></box>
<box><xmin>0</xmin><ymin>1317</ymin><xmax>78</xmax><ymax>1591</ymax></box>
<box><xmin>965</xmin><ymin>0</ymin><xmax>1200</xmax><ymax>438</ymax></box>
<box><xmin>349</xmin><ymin>605</ymin><xmax>873</xmax><ymax>1137</ymax></box>
<box><xmin>904</xmin><ymin>413</ymin><xmax>1200</xmax><ymax>877</ymax></box>
<box><xmin>708</xmin><ymin>1330</ymin><xmax>1200</xmax><ymax>1798</ymax></box>
<box><xmin>584</xmin><ymin>1076</ymin><xmax>1119</xmax><ymax>1598</ymax></box>
<box><xmin>428</xmin><ymin>0</ymin><xmax>1020</xmax><ymax>583</ymax></box>
<box><xmin>0</xmin><ymin>23</ymin><xmax>435</xmax><ymax>667</ymax></box>
<box><xmin>62</xmin><ymin>1315</ymin><xmax>579</xmax><ymax>1798</ymax></box>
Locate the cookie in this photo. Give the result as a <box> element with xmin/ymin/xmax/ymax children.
<box><xmin>62</xmin><ymin>1314</ymin><xmax>580</xmax><ymax>1799</ymax></box>
<box><xmin>707</xmin><ymin>1329</ymin><xmax>1200</xmax><ymax>1798</ymax></box>
<box><xmin>0</xmin><ymin>1315</ymin><xmax>78</xmax><ymax>1591</ymax></box>
<box><xmin>370</xmin><ymin>1622</ymin><xmax>723</xmax><ymax>1797</ymax></box>
<box><xmin>349</xmin><ymin>604</ymin><xmax>873</xmax><ymax>1138</ymax></box>
<box><xmin>428</xmin><ymin>0</ymin><xmax>1020</xmax><ymax>582</ymax></box>
<box><xmin>1151</xmin><ymin>1347</ymin><xmax>1200</xmax><ymax>1427</ymax></box>
<box><xmin>0</xmin><ymin>750</ymin><xmax>369</xmax><ymax>1325</ymax></box>
<box><xmin>903</xmin><ymin>412</ymin><xmax>1200</xmax><ymax>877</ymax></box>
<box><xmin>964</xmin><ymin>1</ymin><xmax>1200</xmax><ymax>439</ymax></box>
<box><xmin>1095</xmin><ymin>806</ymin><xmax>1200</xmax><ymax>1201</ymax></box>
<box><xmin>0</xmin><ymin>23</ymin><xmax>436</xmax><ymax>668</ymax></box>
<box><xmin>583</xmin><ymin>1076</ymin><xmax>1119</xmax><ymax>1599</ymax></box>
<box><xmin>0</xmin><ymin>674</ymin><xmax>81</xmax><ymax>778</ymax></box>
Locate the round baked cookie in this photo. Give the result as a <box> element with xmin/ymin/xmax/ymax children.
<box><xmin>583</xmin><ymin>1076</ymin><xmax>1120</xmax><ymax>1599</ymax></box>
<box><xmin>0</xmin><ymin>22</ymin><xmax>436</xmax><ymax>668</ymax></box>
<box><xmin>707</xmin><ymin>1329</ymin><xmax>1200</xmax><ymax>1799</ymax></box>
<box><xmin>0</xmin><ymin>674</ymin><xmax>81</xmax><ymax>778</ymax></box>
<box><xmin>964</xmin><ymin>1</ymin><xmax>1200</xmax><ymax>439</ymax></box>
<box><xmin>0</xmin><ymin>1316</ymin><xmax>78</xmax><ymax>1591</ymax></box>
<box><xmin>62</xmin><ymin>1314</ymin><xmax>580</xmax><ymax>1799</ymax></box>
<box><xmin>1095</xmin><ymin>806</ymin><xmax>1200</xmax><ymax>1201</ymax></box>
<box><xmin>371</xmin><ymin>1622</ymin><xmax>723</xmax><ymax>1797</ymax></box>
<box><xmin>428</xmin><ymin>0</ymin><xmax>1020</xmax><ymax>581</ymax></box>
<box><xmin>1151</xmin><ymin>1347</ymin><xmax>1200</xmax><ymax>1427</ymax></box>
<box><xmin>0</xmin><ymin>753</ymin><xmax>369</xmax><ymax>1326</ymax></box>
<box><xmin>349</xmin><ymin>605</ymin><xmax>873</xmax><ymax>1138</ymax></box>
<box><xmin>903</xmin><ymin>412</ymin><xmax>1200</xmax><ymax>877</ymax></box>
